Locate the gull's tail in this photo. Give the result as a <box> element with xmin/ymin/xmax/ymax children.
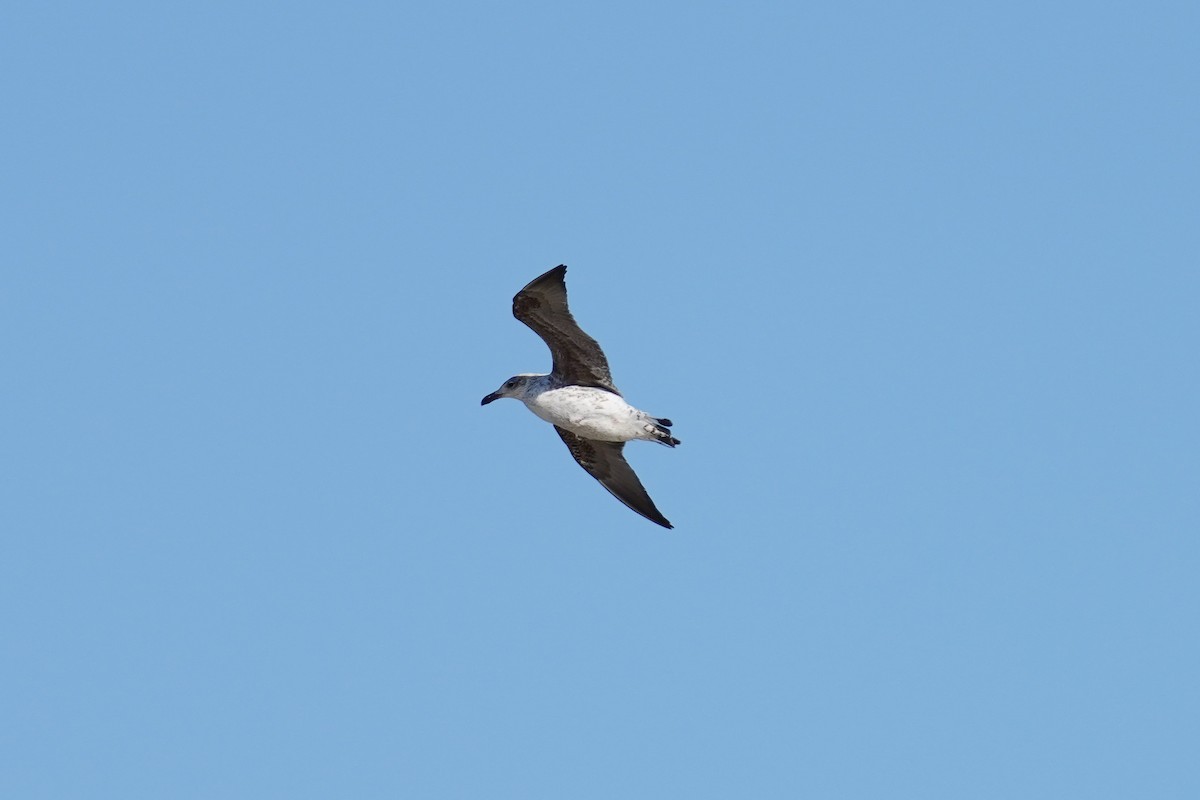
<box><xmin>651</xmin><ymin>417</ymin><xmax>681</xmax><ymax>448</ymax></box>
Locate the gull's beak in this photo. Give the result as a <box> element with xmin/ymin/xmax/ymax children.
<box><xmin>481</xmin><ymin>392</ymin><xmax>500</xmax><ymax>406</ymax></box>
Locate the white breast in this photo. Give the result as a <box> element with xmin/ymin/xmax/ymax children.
<box><xmin>525</xmin><ymin>386</ymin><xmax>644</xmax><ymax>442</ymax></box>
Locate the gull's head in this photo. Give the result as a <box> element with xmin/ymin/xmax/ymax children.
<box><xmin>481</xmin><ymin>374</ymin><xmax>540</xmax><ymax>406</ymax></box>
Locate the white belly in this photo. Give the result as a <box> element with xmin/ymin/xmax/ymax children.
<box><xmin>526</xmin><ymin>386</ymin><xmax>643</xmax><ymax>442</ymax></box>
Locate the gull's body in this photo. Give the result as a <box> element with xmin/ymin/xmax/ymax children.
<box><xmin>504</xmin><ymin>376</ymin><xmax>670</xmax><ymax>444</ymax></box>
<box><xmin>481</xmin><ymin>265</ymin><xmax>679</xmax><ymax>529</ymax></box>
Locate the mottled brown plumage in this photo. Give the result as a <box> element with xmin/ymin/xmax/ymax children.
<box><xmin>512</xmin><ymin>265</ymin><xmax>620</xmax><ymax>395</ymax></box>
<box><xmin>554</xmin><ymin>426</ymin><xmax>673</xmax><ymax>529</ymax></box>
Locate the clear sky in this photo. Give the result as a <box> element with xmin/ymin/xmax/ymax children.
<box><xmin>3</xmin><ymin>2</ymin><xmax>1198</xmax><ymax>798</ymax></box>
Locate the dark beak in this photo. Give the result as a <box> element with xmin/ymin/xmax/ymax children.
<box><xmin>481</xmin><ymin>392</ymin><xmax>499</xmax><ymax>406</ymax></box>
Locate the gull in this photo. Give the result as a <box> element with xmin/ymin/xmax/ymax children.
<box><xmin>481</xmin><ymin>264</ymin><xmax>679</xmax><ymax>529</ymax></box>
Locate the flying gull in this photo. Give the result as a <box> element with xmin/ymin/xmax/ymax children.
<box><xmin>481</xmin><ymin>264</ymin><xmax>679</xmax><ymax>529</ymax></box>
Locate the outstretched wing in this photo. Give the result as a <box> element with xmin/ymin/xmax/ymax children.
<box><xmin>554</xmin><ymin>426</ymin><xmax>672</xmax><ymax>529</ymax></box>
<box><xmin>512</xmin><ymin>265</ymin><xmax>619</xmax><ymax>395</ymax></box>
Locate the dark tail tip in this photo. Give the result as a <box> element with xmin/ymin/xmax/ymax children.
<box><xmin>657</xmin><ymin>417</ymin><xmax>673</xmax><ymax>428</ymax></box>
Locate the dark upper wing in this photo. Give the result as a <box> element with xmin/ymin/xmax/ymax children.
<box><xmin>554</xmin><ymin>426</ymin><xmax>672</xmax><ymax>529</ymax></box>
<box><xmin>512</xmin><ymin>265</ymin><xmax>619</xmax><ymax>395</ymax></box>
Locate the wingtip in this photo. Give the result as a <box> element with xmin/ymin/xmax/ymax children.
<box><xmin>517</xmin><ymin>264</ymin><xmax>569</xmax><ymax>298</ymax></box>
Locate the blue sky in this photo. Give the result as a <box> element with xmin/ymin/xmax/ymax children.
<box><xmin>3</xmin><ymin>1</ymin><xmax>1198</xmax><ymax>797</ymax></box>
